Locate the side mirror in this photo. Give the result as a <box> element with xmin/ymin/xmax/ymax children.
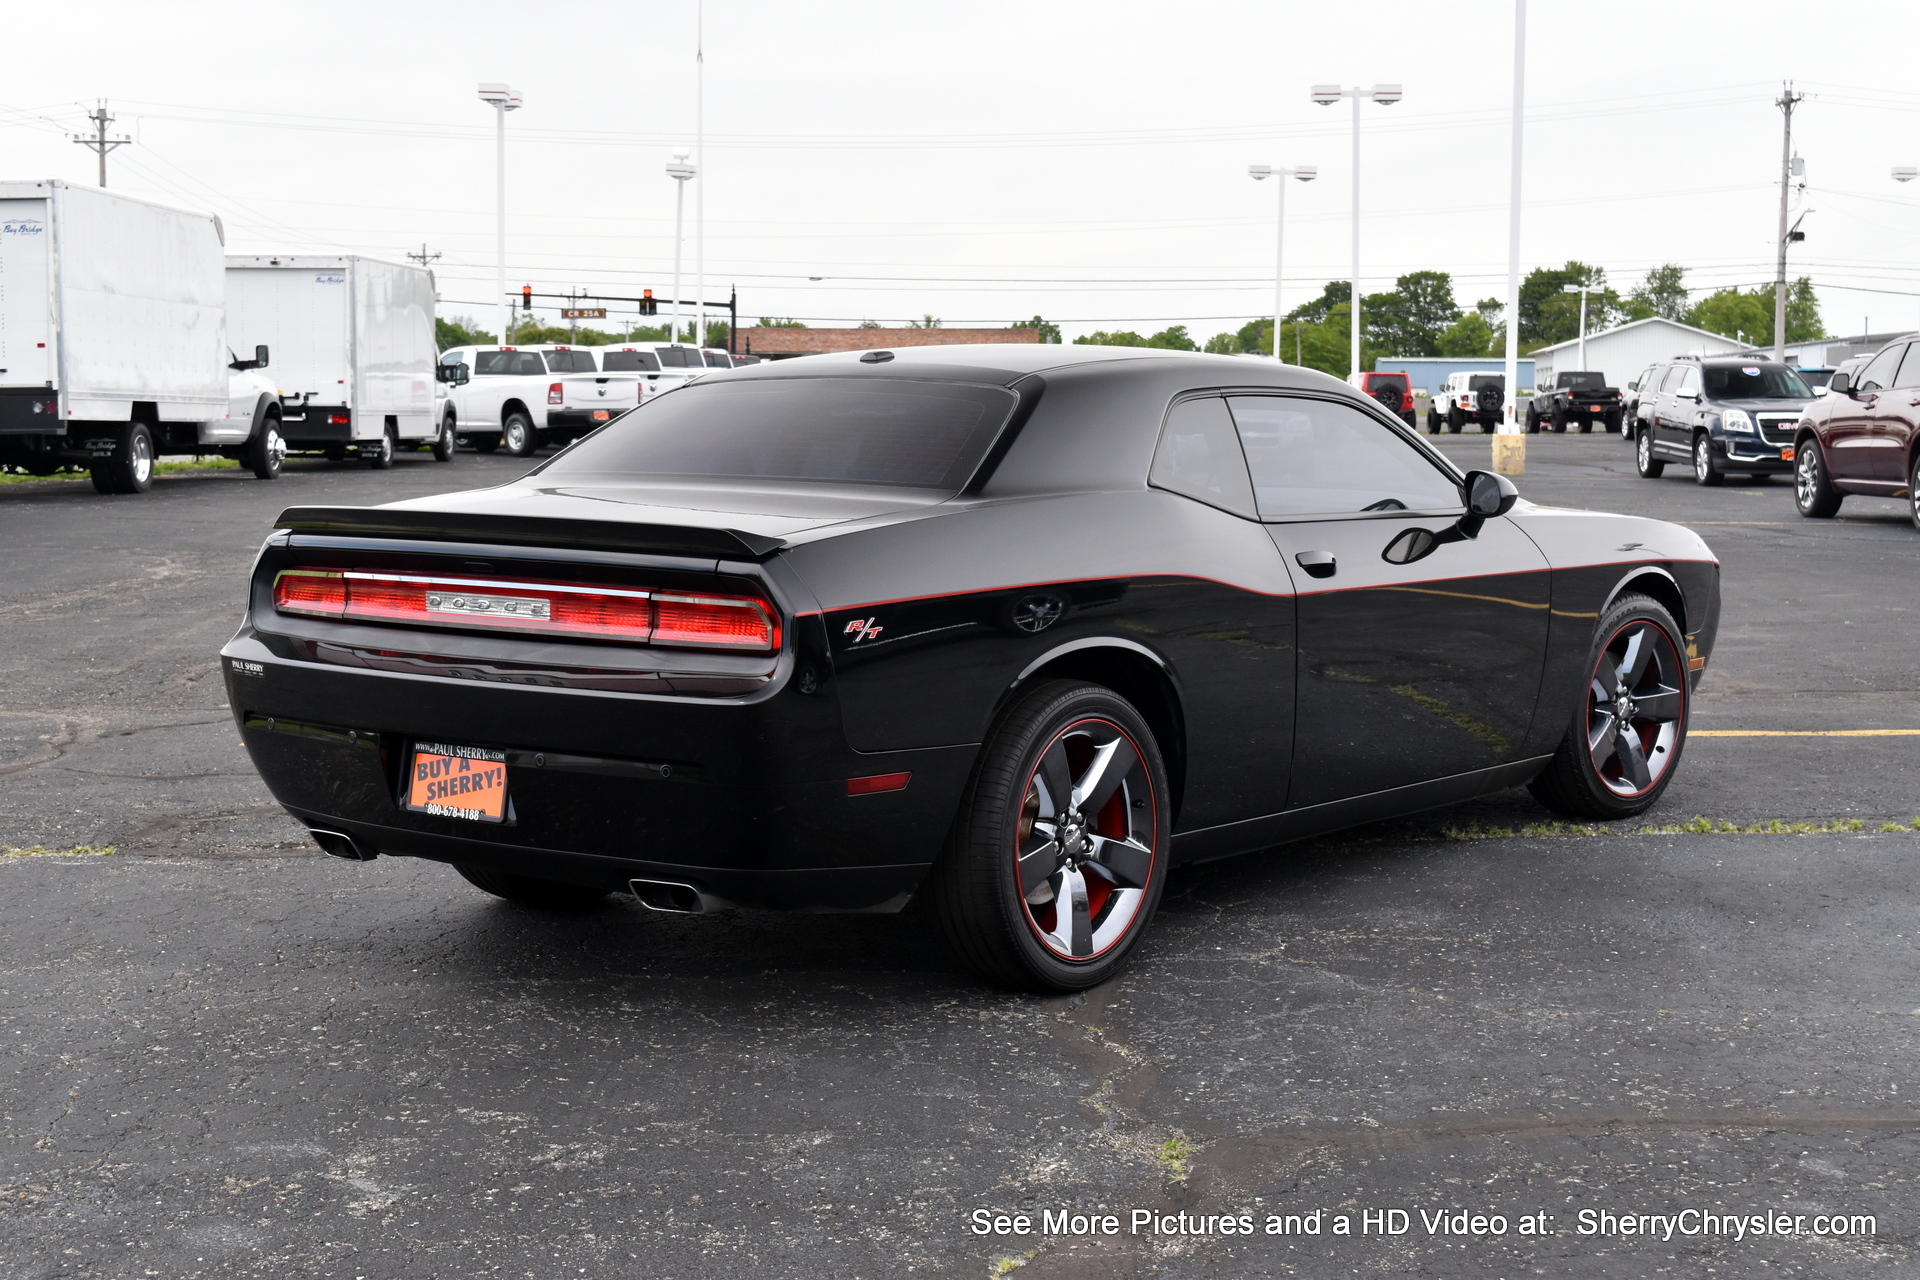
<box><xmin>253</xmin><ymin>344</ymin><xmax>269</xmax><ymax>370</ymax></box>
<box><xmin>1457</xmin><ymin>469</ymin><xmax>1518</xmax><ymax>538</ymax></box>
<box><xmin>437</xmin><ymin>363</ymin><xmax>469</xmax><ymax>385</ymax></box>
<box><xmin>1827</xmin><ymin>370</ymin><xmax>1853</xmax><ymax>396</ymax></box>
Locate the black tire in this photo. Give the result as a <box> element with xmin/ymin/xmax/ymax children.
<box><xmin>1447</xmin><ymin>405</ymin><xmax>1464</xmax><ymax>433</ymax></box>
<box><xmin>90</xmin><ymin>422</ymin><xmax>155</xmax><ymax>494</ymax></box>
<box><xmin>1528</xmin><ymin>592</ymin><xmax>1690</xmax><ymax>820</ymax></box>
<box><xmin>1604</xmin><ymin>410</ymin><xmax>1622</xmax><ymax>434</ymax></box>
<box><xmin>1479</xmin><ymin>416</ymin><xmax>1495</xmax><ymax>434</ymax></box>
<box><xmin>431</xmin><ymin>413</ymin><xmax>457</xmax><ymax>462</ymax></box>
<box><xmin>1691</xmin><ymin>432</ymin><xmax>1723</xmax><ymax>487</ymax></box>
<box><xmin>1909</xmin><ymin>453</ymin><xmax>1920</xmax><ymax>533</ymax></box>
<box><xmin>502</xmin><ymin>411</ymin><xmax>536</xmax><ymax>458</ymax></box>
<box><xmin>473</xmin><ymin>434</ymin><xmax>501</xmax><ymax>454</ymax></box>
<box><xmin>246</xmin><ymin>414</ymin><xmax>284</xmax><ymax>480</ymax></box>
<box><xmin>1401</xmin><ymin>410</ymin><xmax>1417</xmax><ymax>428</ymax></box>
<box><xmin>1794</xmin><ymin>436</ymin><xmax>1841</xmax><ymax>517</ymax></box>
<box><xmin>1577</xmin><ymin>415</ymin><xmax>1593</xmax><ymax>434</ymax></box>
<box><xmin>1427</xmin><ymin>408</ymin><xmax>1442</xmax><ymax>434</ymax></box>
<box><xmin>1635</xmin><ymin>426</ymin><xmax>1665</xmax><ymax>479</ymax></box>
<box><xmin>1550</xmin><ymin>404</ymin><xmax>1568</xmax><ymax>433</ymax></box>
<box><xmin>455</xmin><ymin>864</ymin><xmax>611</xmax><ymax>909</ymax></box>
<box><xmin>366</xmin><ymin>423</ymin><xmax>395</xmax><ymax>469</ymax></box>
<box><xmin>929</xmin><ymin>680</ymin><xmax>1171</xmax><ymax>991</ymax></box>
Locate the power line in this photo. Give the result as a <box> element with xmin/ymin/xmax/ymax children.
<box><xmin>71</xmin><ymin>100</ymin><xmax>130</xmax><ymax>187</ymax></box>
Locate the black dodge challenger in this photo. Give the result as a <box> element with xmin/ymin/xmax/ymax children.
<box><xmin>222</xmin><ymin>345</ymin><xmax>1719</xmax><ymax>990</ymax></box>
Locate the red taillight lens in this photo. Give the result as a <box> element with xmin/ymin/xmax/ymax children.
<box><xmin>548</xmin><ymin>382</ymin><xmax>564</xmax><ymax>405</ymax></box>
<box><xmin>328</xmin><ymin>413</ymin><xmax>349</xmax><ymax>424</ymax></box>
<box><xmin>653</xmin><ymin>593</ymin><xmax>779</xmax><ymax>650</ymax></box>
<box><xmin>271</xmin><ymin>570</ymin><xmax>777</xmax><ymax>650</ymax></box>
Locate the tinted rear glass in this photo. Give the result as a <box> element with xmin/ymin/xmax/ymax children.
<box><xmin>601</xmin><ymin>350</ymin><xmax>661</xmax><ymax>372</ymax></box>
<box><xmin>544</xmin><ymin>351</ymin><xmax>598</xmax><ymax>373</ymax></box>
<box><xmin>1468</xmin><ymin>375</ymin><xmax>1503</xmax><ymax>390</ymax></box>
<box><xmin>474</xmin><ymin>351</ymin><xmax>548</xmax><ymax>376</ymax></box>
<box><xmin>1562</xmin><ymin>372</ymin><xmax>1605</xmax><ymax>388</ymax></box>
<box><xmin>545</xmin><ymin>377</ymin><xmax>1019</xmax><ymax>490</ymax></box>
<box><xmin>1369</xmin><ymin>373</ymin><xmax>1408</xmax><ymax>388</ymax></box>
<box><xmin>1702</xmin><ymin>365</ymin><xmax>1809</xmax><ymax>399</ymax></box>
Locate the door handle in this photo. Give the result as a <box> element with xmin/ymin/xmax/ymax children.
<box><xmin>1294</xmin><ymin>550</ymin><xmax>1337</xmax><ymax>579</ymax></box>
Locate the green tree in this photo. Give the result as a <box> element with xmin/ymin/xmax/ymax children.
<box><xmin>1687</xmin><ymin>288</ymin><xmax>1772</xmax><ymax>344</ymax></box>
<box><xmin>1285</xmin><ymin>281</ymin><xmax>1351</xmax><ymax>326</ymax></box>
<box><xmin>1625</xmin><ymin>264</ymin><xmax>1689</xmax><ymax>322</ymax></box>
<box><xmin>436</xmin><ymin>315</ymin><xmax>493</xmax><ymax>350</ymax></box>
<box><xmin>1363</xmin><ymin>270</ymin><xmax>1459</xmax><ymax>357</ymax></box>
<box><xmin>1236</xmin><ymin>316</ymin><xmax>1273</xmax><ymax>355</ymax></box>
<box><xmin>1011</xmin><ymin>315</ymin><xmax>1063</xmax><ymax>343</ymax></box>
<box><xmin>1146</xmin><ymin>325</ymin><xmax>1197</xmax><ymax>351</ymax></box>
<box><xmin>756</xmin><ymin>316</ymin><xmax>805</xmax><ymax>327</ymax></box>
<box><xmin>909</xmin><ymin>315</ymin><xmax>943</xmax><ymax>329</ymax></box>
<box><xmin>1784</xmin><ymin>277</ymin><xmax>1823</xmax><ymax>343</ymax></box>
<box><xmin>1074</xmin><ymin>330</ymin><xmax>1149</xmax><ymax>347</ymax></box>
<box><xmin>1276</xmin><ymin>309</ymin><xmax>1359</xmax><ymax>376</ymax></box>
<box><xmin>858</xmin><ymin>319</ymin><xmax>883</xmax><ymax>329</ymax></box>
<box><xmin>1436</xmin><ymin>310</ymin><xmax>1497</xmax><ymax>358</ymax></box>
<box><xmin>1519</xmin><ymin>261</ymin><xmax>1610</xmax><ymax>346</ymax></box>
<box><xmin>1203</xmin><ymin>331</ymin><xmax>1241</xmax><ymax>354</ymax></box>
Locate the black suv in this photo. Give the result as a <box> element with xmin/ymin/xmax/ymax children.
<box><xmin>1632</xmin><ymin>356</ymin><xmax>1814</xmax><ymax>486</ymax></box>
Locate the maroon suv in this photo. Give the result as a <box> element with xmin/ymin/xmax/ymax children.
<box><xmin>1794</xmin><ymin>335</ymin><xmax>1920</xmax><ymax>529</ymax></box>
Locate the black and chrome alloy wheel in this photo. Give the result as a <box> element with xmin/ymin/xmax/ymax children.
<box><xmin>931</xmin><ymin>680</ymin><xmax>1169</xmax><ymax>990</ymax></box>
<box><xmin>1584</xmin><ymin>619</ymin><xmax>1685</xmax><ymax>799</ymax></box>
<box><xmin>1635</xmin><ymin>427</ymin><xmax>1664</xmax><ymax>479</ymax></box>
<box><xmin>1529</xmin><ymin>592</ymin><xmax>1689</xmax><ymax>819</ymax></box>
<box><xmin>1014</xmin><ymin>717</ymin><xmax>1157</xmax><ymax>962</ymax></box>
<box><xmin>1794</xmin><ymin>440</ymin><xmax>1841</xmax><ymax>518</ymax></box>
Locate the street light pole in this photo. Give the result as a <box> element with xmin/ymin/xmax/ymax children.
<box><xmin>1562</xmin><ymin>282</ymin><xmax>1588</xmax><ymax>371</ymax></box>
<box><xmin>667</xmin><ymin>152</ymin><xmax>696</xmax><ymax>344</ymax></box>
<box><xmin>694</xmin><ymin>0</ymin><xmax>706</xmax><ymax>354</ymax></box>
<box><xmin>1312</xmin><ymin>83</ymin><xmax>1400</xmax><ymax>379</ymax></box>
<box><xmin>478</xmin><ymin>84</ymin><xmax>522</xmax><ymax>347</ymax></box>
<box><xmin>1248</xmin><ymin>164</ymin><xmax>1317</xmax><ymax>360</ymax></box>
<box><xmin>1499</xmin><ymin>0</ymin><xmax>1527</xmax><ymax>472</ymax></box>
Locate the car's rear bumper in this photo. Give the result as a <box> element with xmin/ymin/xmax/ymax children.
<box><xmin>220</xmin><ymin>631</ymin><xmax>974</xmax><ymax>911</ymax></box>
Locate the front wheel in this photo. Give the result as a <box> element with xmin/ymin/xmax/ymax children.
<box><xmin>1446</xmin><ymin>406</ymin><xmax>1463</xmax><ymax>433</ymax></box>
<box><xmin>1909</xmin><ymin>453</ymin><xmax>1920</xmax><ymax>532</ymax></box>
<box><xmin>1528</xmin><ymin>592</ymin><xmax>1690</xmax><ymax>820</ymax></box>
<box><xmin>1426</xmin><ymin>409</ymin><xmax>1441</xmax><ymax>434</ymax></box>
<box><xmin>1692</xmin><ymin>433</ymin><xmax>1723</xmax><ymax>486</ymax></box>
<box><xmin>929</xmin><ymin>680</ymin><xmax>1170</xmax><ymax>991</ymax></box>
<box><xmin>246</xmin><ymin>416</ymin><xmax>285</xmax><ymax>480</ymax></box>
<box><xmin>1792</xmin><ymin>438</ymin><xmax>1839</xmax><ymax>516</ymax></box>
<box><xmin>431</xmin><ymin>413</ymin><xmax>457</xmax><ymax>462</ymax></box>
<box><xmin>502</xmin><ymin>411</ymin><xmax>536</xmax><ymax>458</ymax></box>
<box><xmin>1635</xmin><ymin>427</ymin><xmax>1665</xmax><ymax>479</ymax></box>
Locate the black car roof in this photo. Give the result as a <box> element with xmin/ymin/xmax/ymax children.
<box><xmin>714</xmin><ymin>343</ymin><xmax>1329</xmax><ymax>389</ymax></box>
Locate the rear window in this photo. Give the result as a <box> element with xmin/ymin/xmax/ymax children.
<box><xmin>602</xmin><ymin>350</ymin><xmax>662</xmax><ymax>373</ymax></box>
<box><xmin>474</xmin><ymin>351</ymin><xmax>548</xmax><ymax>376</ymax></box>
<box><xmin>544</xmin><ymin>351</ymin><xmax>598</xmax><ymax>373</ymax></box>
<box><xmin>704</xmin><ymin>351</ymin><xmax>733</xmax><ymax>368</ymax></box>
<box><xmin>1703</xmin><ymin>364</ymin><xmax>1809</xmax><ymax>400</ymax></box>
<box><xmin>1561</xmin><ymin>372</ymin><xmax>1605</xmax><ymax>389</ymax></box>
<box><xmin>1368</xmin><ymin>373</ymin><xmax>1409</xmax><ymax>388</ymax></box>
<box><xmin>1467</xmin><ymin>375</ymin><xmax>1504</xmax><ymax>390</ymax></box>
<box><xmin>544</xmin><ymin>377</ymin><xmax>1019</xmax><ymax>490</ymax></box>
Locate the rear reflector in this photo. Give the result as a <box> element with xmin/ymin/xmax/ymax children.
<box><xmin>846</xmin><ymin>772</ymin><xmax>911</xmax><ymax>796</ymax></box>
<box><xmin>548</xmin><ymin>382</ymin><xmax>564</xmax><ymax>405</ymax></box>
<box><xmin>272</xmin><ymin>569</ymin><xmax>777</xmax><ymax>650</ymax></box>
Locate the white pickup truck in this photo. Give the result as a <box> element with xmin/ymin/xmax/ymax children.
<box><xmin>437</xmin><ymin>345</ymin><xmax>644</xmax><ymax>456</ymax></box>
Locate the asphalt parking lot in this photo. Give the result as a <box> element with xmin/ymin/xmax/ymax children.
<box><xmin>4</xmin><ymin>434</ymin><xmax>1919</xmax><ymax>1278</ymax></box>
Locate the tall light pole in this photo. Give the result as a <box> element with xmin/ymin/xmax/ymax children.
<box><xmin>1248</xmin><ymin>165</ymin><xmax>1317</xmax><ymax>360</ymax></box>
<box><xmin>1561</xmin><ymin>281</ymin><xmax>1589</xmax><ymax>371</ymax></box>
<box><xmin>478</xmin><ymin>84</ymin><xmax>522</xmax><ymax>346</ymax></box>
<box><xmin>1772</xmin><ymin>83</ymin><xmax>1804</xmax><ymax>363</ymax></box>
<box><xmin>667</xmin><ymin>152</ymin><xmax>696</xmax><ymax>344</ymax></box>
<box><xmin>1499</xmin><ymin>0</ymin><xmax>1527</xmax><ymax>469</ymax></box>
<box><xmin>1311</xmin><ymin>83</ymin><xmax>1400</xmax><ymax>378</ymax></box>
<box><xmin>694</xmin><ymin>0</ymin><xmax>706</xmax><ymax>353</ymax></box>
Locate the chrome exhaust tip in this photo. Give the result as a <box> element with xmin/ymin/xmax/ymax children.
<box><xmin>308</xmin><ymin>828</ymin><xmax>377</xmax><ymax>861</ymax></box>
<box><xmin>628</xmin><ymin>877</ymin><xmax>717</xmax><ymax>914</ymax></box>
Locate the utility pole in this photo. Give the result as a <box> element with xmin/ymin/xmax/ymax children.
<box><xmin>1773</xmin><ymin>82</ymin><xmax>1803</xmax><ymax>363</ymax></box>
<box><xmin>71</xmin><ymin>101</ymin><xmax>131</xmax><ymax>188</ymax></box>
<box><xmin>1498</xmin><ymin>0</ymin><xmax>1527</xmax><ymax>475</ymax></box>
<box><xmin>694</xmin><ymin>0</ymin><xmax>706</xmax><ymax>353</ymax></box>
<box><xmin>405</xmin><ymin>244</ymin><xmax>442</xmax><ymax>267</ymax></box>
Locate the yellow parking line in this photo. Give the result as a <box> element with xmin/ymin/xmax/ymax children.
<box><xmin>1692</xmin><ymin>729</ymin><xmax>1920</xmax><ymax>737</ymax></box>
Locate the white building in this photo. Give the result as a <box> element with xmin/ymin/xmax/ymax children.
<box><xmin>1529</xmin><ymin>316</ymin><xmax>1746</xmax><ymax>390</ymax></box>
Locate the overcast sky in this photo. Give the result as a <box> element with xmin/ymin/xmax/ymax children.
<box><xmin>7</xmin><ymin>0</ymin><xmax>1920</xmax><ymax>345</ymax></box>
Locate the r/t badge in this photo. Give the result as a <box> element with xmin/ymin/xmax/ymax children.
<box><xmin>844</xmin><ymin>616</ymin><xmax>883</xmax><ymax>643</ymax></box>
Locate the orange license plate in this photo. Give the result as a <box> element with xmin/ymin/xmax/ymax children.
<box><xmin>407</xmin><ymin>741</ymin><xmax>509</xmax><ymax>822</ymax></box>
<box><xmin>1781</xmin><ymin>446</ymin><xmax>1795</xmax><ymax>461</ymax></box>
<box><xmin>592</xmin><ymin>410</ymin><xmax>611</xmax><ymax>421</ymax></box>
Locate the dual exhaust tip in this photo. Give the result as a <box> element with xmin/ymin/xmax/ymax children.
<box><xmin>309</xmin><ymin>827</ymin><xmax>718</xmax><ymax>914</ymax></box>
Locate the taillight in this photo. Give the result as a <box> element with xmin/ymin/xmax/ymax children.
<box><xmin>328</xmin><ymin>413</ymin><xmax>349</xmax><ymax>424</ymax></box>
<box><xmin>271</xmin><ymin>569</ymin><xmax>777</xmax><ymax>651</ymax></box>
<box><xmin>548</xmin><ymin>382</ymin><xmax>564</xmax><ymax>405</ymax></box>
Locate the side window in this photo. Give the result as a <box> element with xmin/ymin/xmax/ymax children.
<box><xmin>1885</xmin><ymin>344</ymin><xmax>1920</xmax><ymax>390</ymax></box>
<box><xmin>1857</xmin><ymin>346</ymin><xmax>1903</xmax><ymax>392</ymax></box>
<box><xmin>705</xmin><ymin>351</ymin><xmax>732</xmax><ymax>368</ymax></box>
<box><xmin>1656</xmin><ymin>365</ymin><xmax>1682</xmax><ymax>392</ymax></box>
<box><xmin>1673</xmin><ymin>366</ymin><xmax>1701</xmax><ymax>397</ymax></box>
<box><xmin>1227</xmin><ymin>395</ymin><xmax>1462</xmax><ymax>519</ymax></box>
<box><xmin>1147</xmin><ymin>397</ymin><xmax>1256</xmax><ymax>519</ymax></box>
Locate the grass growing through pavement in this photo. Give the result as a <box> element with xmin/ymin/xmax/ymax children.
<box><xmin>1434</xmin><ymin>817</ymin><xmax>1920</xmax><ymax>840</ymax></box>
<box><xmin>0</xmin><ymin>458</ymin><xmax>239</xmax><ymax>485</ymax></box>
<box><xmin>3</xmin><ymin>845</ymin><xmax>115</xmax><ymax>858</ymax></box>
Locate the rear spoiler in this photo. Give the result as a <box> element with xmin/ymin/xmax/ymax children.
<box><xmin>273</xmin><ymin>506</ymin><xmax>787</xmax><ymax>560</ymax></box>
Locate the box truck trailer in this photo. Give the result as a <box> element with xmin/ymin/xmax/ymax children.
<box><xmin>224</xmin><ymin>255</ymin><xmax>442</xmax><ymax>467</ymax></box>
<box><xmin>0</xmin><ymin>180</ymin><xmax>281</xmax><ymax>493</ymax></box>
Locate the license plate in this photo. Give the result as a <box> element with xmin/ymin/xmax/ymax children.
<box><xmin>1781</xmin><ymin>446</ymin><xmax>1795</xmax><ymax>461</ymax></box>
<box><xmin>592</xmin><ymin>410</ymin><xmax>611</xmax><ymax>421</ymax></box>
<box><xmin>406</xmin><ymin>741</ymin><xmax>509</xmax><ymax>822</ymax></box>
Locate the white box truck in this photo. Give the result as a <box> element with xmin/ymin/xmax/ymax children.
<box><xmin>225</xmin><ymin>255</ymin><xmax>442</xmax><ymax>468</ymax></box>
<box><xmin>0</xmin><ymin>180</ymin><xmax>281</xmax><ymax>493</ymax></box>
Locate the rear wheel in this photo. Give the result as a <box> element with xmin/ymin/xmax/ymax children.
<box><xmin>1909</xmin><ymin>453</ymin><xmax>1920</xmax><ymax>532</ymax></box>
<box><xmin>431</xmin><ymin>412</ymin><xmax>457</xmax><ymax>462</ymax></box>
<box><xmin>502</xmin><ymin>411</ymin><xmax>536</xmax><ymax>457</ymax></box>
<box><xmin>1793</xmin><ymin>437</ymin><xmax>1840</xmax><ymax>516</ymax></box>
<box><xmin>930</xmin><ymin>680</ymin><xmax>1170</xmax><ymax>991</ymax></box>
<box><xmin>91</xmin><ymin>422</ymin><xmax>154</xmax><ymax>495</ymax></box>
<box><xmin>456</xmin><ymin>864</ymin><xmax>611</xmax><ymax>909</ymax></box>
<box><xmin>1692</xmin><ymin>432</ymin><xmax>1723</xmax><ymax>486</ymax></box>
<box><xmin>1604</xmin><ymin>410</ymin><xmax>1622</xmax><ymax>434</ymax></box>
<box><xmin>1550</xmin><ymin>405</ymin><xmax>1568</xmax><ymax>433</ymax></box>
<box><xmin>1635</xmin><ymin>426</ymin><xmax>1664</xmax><ymax>479</ymax></box>
<box><xmin>1426</xmin><ymin>408</ymin><xmax>1441</xmax><ymax>434</ymax></box>
<box><xmin>1529</xmin><ymin>592</ymin><xmax>1689</xmax><ymax>820</ymax></box>
<box><xmin>1447</xmin><ymin>405</ymin><xmax>1464</xmax><ymax>433</ymax></box>
<box><xmin>246</xmin><ymin>415</ymin><xmax>284</xmax><ymax>480</ymax></box>
<box><xmin>366</xmin><ymin>423</ymin><xmax>395</xmax><ymax>469</ymax></box>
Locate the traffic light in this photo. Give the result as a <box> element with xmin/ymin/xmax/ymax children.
<box><xmin>641</xmin><ymin>289</ymin><xmax>657</xmax><ymax>317</ymax></box>
<box><xmin>521</xmin><ymin>285</ymin><xmax>532</xmax><ymax>311</ymax></box>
